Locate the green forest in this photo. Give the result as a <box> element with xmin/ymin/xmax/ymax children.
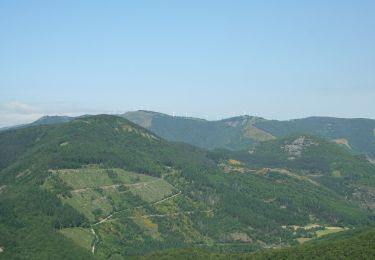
<box><xmin>0</xmin><ymin>115</ymin><xmax>375</xmax><ymax>259</ymax></box>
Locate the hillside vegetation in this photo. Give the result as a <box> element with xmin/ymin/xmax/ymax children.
<box><xmin>5</xmin><ymin>111</ymin><xmax>375</xmax><ymax>157</ymax></box>
<box><xmin>139</xmin><ymin>227</ymin><xmax>375</xmax><ymax>259</ymax></box>
<box><xmin>123</xmin><ymin>111</ymin><xmax>375</xmax><ymax>157</ymax></box>
<box><xmin>0</xmin><ymin>115</ymin><xmax>375</xmax><ymax>259</ymax></box>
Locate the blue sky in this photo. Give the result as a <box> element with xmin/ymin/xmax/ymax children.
<box><xmin>1</xmin><ymin>1</ymin><xmax>374</xmax><ymax>126</ymax></box>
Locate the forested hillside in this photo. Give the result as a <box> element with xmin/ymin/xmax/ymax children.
<box><xmin>139</xmin><ymin>227</ymin><xmax>375</xmax><ymax>259</ymax></box>
<box><xmin>255</xmin><ymin>117</ymin><xmax>375</xmax><ymax>158</ymax></box>
<box><xmin>5</xmin><ymin>111</ymin><xmax>375</xmax><ymax>158</ymax></box>
<box><xmin>123</xmin><ymin>111</ymin><xmax>375</xmax><ymax>157</ymax></box>
<box><xmin>0</xmin><ymin>115</ymin><xmax>374</xmax><ymax>259</ymax></box>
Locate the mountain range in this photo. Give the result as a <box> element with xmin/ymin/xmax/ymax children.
<box><xmin>123</xmin><ymin>111</ymin><xmax>375</xmax><ymax>158</ymax></box>
<box><xmin>5</xmin><ymin>110</ymin><xmax>375</xmax><ymax>157</ymax></box>
<box><xmin>0</xmin><ymin>113</ymin><xmax>374</xmax><ymax>259</ymax></box>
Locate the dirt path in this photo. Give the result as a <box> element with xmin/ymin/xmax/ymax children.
<box><xmin>127</xmin><ymin>209</ymin><xmax>213</xmax><ymax>219</ymax></box>
<box><xmin>95</xmin><ymin>214</ymin><xmax>113</xmax><ymax>225</ymax></box>
<box><xmin>71</xmin><ymin>179</ymin><xmax>163</xmax><ymax>193</ymax></box>
<box><xmin>90</xmin><ymin>226</ymin><xmax>99</xmax><ymax>255</ymax></box>
<box><xmin>93</xmin><ymin>190</ymin><xmax>182</xmax><ymax>226</ymax></box>
<box><xmin>89</xmin><ymin>189</ymin><xmax>213</xmax><ymax>254</ymax></box>
<box><xmin>153</xmin><ymin>190</ymin><xmax>182</xmax><ymax>205</ymax></box>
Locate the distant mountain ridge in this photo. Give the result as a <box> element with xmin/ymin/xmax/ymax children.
<box><xmin>123</xmin><ymin>111</ymin><xmax>375</xmax><ymax>157</ymax></box>
<box><xmin>3</xmin><ymin>111</ymin><xmax>375</xmax><ymax>157</ymax></box>
<box><xmin>30</xmin><ymin>115</ymin><xmax>73</xmax><ymax>125</ymax></box>
<box><xmin>0</xmin><ymin>115</ymin><xmax>74</xmax><ymax>132</ymax></box>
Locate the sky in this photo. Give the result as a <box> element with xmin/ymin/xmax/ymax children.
<box><xmin>1</xmin><ymin>0</ymin><xmax>374</xmax><ymax>127</ymax></box>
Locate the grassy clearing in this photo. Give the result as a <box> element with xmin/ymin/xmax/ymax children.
<box><xmin>297</xmin><ymin>237</ymin><xmax>313</xmax><ymax>244</ymax></box>
<box><xmin>53</xmin><ymin>169</ymin><xmax>112</xmax><ymax>189</ymax></box>
<box><xmin>49</xmin><ymin>167</ymin><xmax>175</xmax><ymax>221</ymax></box>
<box><xmin>316</xmin><ymin>227</ymin><xmax>348</xmax><ymax>237</ymax></box>
<box><xmin>60</xmin><ymin>227</ymin><xmax>93</xmax><ymax>251</ymax></box>
<box><xmin>51</xmin><ymin>168</ymin><xmax>156</xmax><ymax>189</ymax></box>
<box><xmin>295</xmin><ymin>226</ymin><xmax>348</xmax><ymax>244</ymax></box>
<box><xmin>129</xmin><ymin>179</ymin><xmax>174</xmax><ymax>203</ymax></box>
<box><xmin>63</xmin><ymin>188</ymin><xmax>114</xmax><ymax>221</ymax></box>
<box><xmin>331</xmin><ymin>170</ymin><xmax>342</xmax><ymax>178</ymax></box>
<box><xmin>284</xmin><ymin>224</ymin><xmax>348</xmax><ymax>244</ymax></box>
<box><xmin>243</xmin><ymin>125</ymin><xmax>275</xmax><ymax>141</ymax></box>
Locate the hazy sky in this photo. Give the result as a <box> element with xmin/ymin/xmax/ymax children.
<box><xmin>1</xmin><ymin>1</ymin><xmax>374</xmax><ymax>127</ymax></box>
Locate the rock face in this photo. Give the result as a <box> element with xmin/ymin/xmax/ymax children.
<box><xmin>230</xmin><ymin>232</ymin><xmax>252</xmax><ymax>242</ymax></box>
<box><xmin>367</xmin><ymin>156</ymin><xmax>375</xmax><ymax>164</ymax></box>
<box><xmin>282</xmin><ymin>136</ymin><xmax>318</xmax><ymax>159</ymax></box>
<box><xmin>334</xmin><ymin>138</ymin><xmax>351</xmax><ymax>150</ymax></box>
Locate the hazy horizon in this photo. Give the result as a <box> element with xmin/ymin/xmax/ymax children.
<box><xmin>1</xmin><ymin>1</ymin><xmax>374</xmax><ymax>127</ymax></box>
<box><xmin>2</xmin><ymin>108</ymin><xmax>375</xmax><ymax>129</ymax></box>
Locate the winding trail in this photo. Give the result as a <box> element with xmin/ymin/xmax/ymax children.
<box><xmin>93</xmin><ymin>190</ymin><xmax>182</xmax><ymax>226</ymax></box>
<box><xmin>153</xmin><ymin>191</ymin><xmax>182</xmax><ymax>205</ymax></box>
<box><xmin>89</xmin><ymin>189</ymin><xmax>182</xmax><ymax>254</ymax></box>
<box><xmin>127</xmin><ymin>209</ymin><xmax>213</xmax><ymax>219</ymax></box>
<box><xmin>71</xmin><ymin>179</ymin><xmax>163</xmax><ymax>193</ymax></box>
<box><xmin>90</xmin><ymin>226</ymin><xmax>99</xmax><ymax>255</ymax></box>
<box><xmin>88</xmin><ymin>190</ymin><xmax>213</xmax><ymax>255</ymax></box>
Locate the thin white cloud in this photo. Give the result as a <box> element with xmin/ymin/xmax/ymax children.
<box><xmin>0</xmin><ymin>101</ymin><xmax>107</xmax><ymax>128</ymax></box>
<box><xmin>0</xmin><ymin>113</ymin><xmax>43</xmax><ymax>128</ymax></box>
<box><xmin>0</xmin><ymin>102</ymin><xmax>42</xmax><ymax>127</ymax></box>
<box><xmin>2</xmin><ymin>101</ymin><xmax>40</xmax><ymax>114</ymax></box>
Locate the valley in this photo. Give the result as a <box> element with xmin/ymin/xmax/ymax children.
<box><xmin>0</xmin><ymin>115</ymin><xmax>374</xmax><ymax>259</ymax></box>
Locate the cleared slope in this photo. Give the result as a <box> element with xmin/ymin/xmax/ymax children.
<box><xmin>123</xmin><ymin>111</ymin><xmax>375</xmax><ymax>157</ymax></box>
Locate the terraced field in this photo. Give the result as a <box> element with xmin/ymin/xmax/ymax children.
<box><xmin>42</xmin><ymin>166</ymin><xmax>190</xmax><ymax>255</ymax></box>
<box><xmin>59</xmin><ymin>227</ymin><xmax>94</xmax><ymax>251</ymax></box>
<box><xmin>54</xmin><ymin>168</ymin><xmax>207</xmax><ymax>257</ymax></box>
<box><xmin>45</xmin><ymin>167</ymin><xmax>175</xmax><ymax>221</ymax></box>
